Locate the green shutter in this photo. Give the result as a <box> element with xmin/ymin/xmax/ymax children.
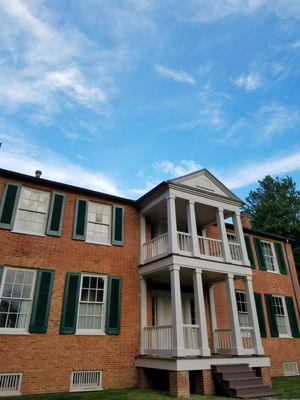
<box><xmin>274</xmin><ymin>242</ymin><xmax>288</xmax><ymax>275</ymax></box>
<box><xmin>0</xmin><ymin>183</ymin><xmax>21</xmax><ymax>229</ymax></box>
<box><xmin>105</xmin><ymin>276</ymin><xmax>122</xmax><ymax>335</ymax></box>
<box><xmin>112</xmin><ymin>206</ymin><xmax>124</xmax><ymax>246</ymax></box>
<box><xmin>29</xmin><ymin>269</ymin><xmax>55</xmax><ymax>333</ymax></box>
<box><xmin>46</xmin><ymin>192</ymin><xmax>66</xmax><ymax>237</ymax></box>
<box><xmin>254</xmin><ymin>237</ymin><xmax>267</xmax><ymax>271</ymax></box>
<box><xmin>245</xmin><ymin>236</ymin><xmax>255</xmax><ymax>268</ymax></box>
<box><xmin>60</xmin><ymin>272</ymin><xmax>81</xmax><ymax>334</ymax></box>
<box><xmin>73</xmin><ymin>199</ymin><xmax>87</xmax><ymax>240</ymax></box>
<box><xmin>0</xmin><ymin>265</ymin><xmax>3</xmax><ymax>284</ymax></box>
<box><xmin>254</xmin><ymin>292</ymin><xmax>267</xmax><ymax>338</ymax></box>
<box><xmin>286</xmin><ymin>296</ymin><xmax>300</xmax><ymax>338</ymax></box>
<box><xmin>265</xmin><ymin>294</ymin><xmax>279</xmax><ymax>337</ymax></box>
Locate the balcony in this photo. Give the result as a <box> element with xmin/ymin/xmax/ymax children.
<box><xmin>142</xmin><ymin>231</ymin><xmax>242</xmax><ymax>264</ymax></box>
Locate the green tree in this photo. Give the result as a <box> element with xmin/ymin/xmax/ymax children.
<box><xmin>243</xmin><ymin>175</ymin><xmax>300</xmax><ymax>279</ymax></box>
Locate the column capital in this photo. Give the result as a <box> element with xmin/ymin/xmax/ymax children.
<box><xmin>245</xmin><ymin>275</ymin><xmax>253</xmax><ymax>282</ymax></box>
<box><xmin>227</xmin><ymin>273</ymin><xmax>234</xmax><ymax>280</ymax></box>
<box><xmin>234</xmin><ymin>210</ymin><xmax>241</xmax><ymax>217</ymax></box>
<box><xmin>169</xmin><ymin>265</ymin><xmax>180</xmax><ymax>272</ymax></box>
<box><xmin>193</xmin><ymin>268</ymin><xmax>202</xmax><ymax>276</ymax></box>
<box><xmin>188</xmin><ymin>199</ymin><xmax>195</xmax><ymax>205</ymax></box>
<box><xmin>167</xmin><ymin>193</ymin><xmax>176</xmax><ymax>200</ymax></box>
<box><xmin>218</xmin><ymin>207</ymin><xmax>224</xmax><ymax>213</ymax></box>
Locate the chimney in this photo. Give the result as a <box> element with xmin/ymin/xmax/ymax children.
<box><xmin>241</xmin><ymin>212</ymin><xmax>252</xmax><ymax>229</ymax></box>
<box><xmin>35</xmin><ymin>170</ymin><xmax>42</xmax><ymax>178</ymax></box>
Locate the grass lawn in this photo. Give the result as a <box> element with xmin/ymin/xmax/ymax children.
<box><xmin>2</xmin><ymin>376</ymin><xmax>300</xmax><ymax>400</ymax></box>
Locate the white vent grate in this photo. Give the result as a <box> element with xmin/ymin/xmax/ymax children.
<box><xmin>283</xmin><ymin>362</ymin><xmax>299</xmax><ymax>376</ymax></box>
<box><xmin>70</xmin><ymin>371</ymin><xmax>102</xmax><ymax>392</ymax></box>
<box><xmin>0</xmin><ymin>373</ymin><xmax>22</xmax><ymax>396</ymax></box>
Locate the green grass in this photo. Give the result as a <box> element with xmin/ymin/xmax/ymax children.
<box><xmin>2</xmin><ymin>376</ymin><xmax>300</xmax><ymax>399</ymax></box>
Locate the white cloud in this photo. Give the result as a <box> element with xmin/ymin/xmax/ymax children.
<box><xmin>233</xmin><ymin>73</ymin><xmax>262</xmax><ymax>91</ymax></box>
<box><xmin>155</xmin><ymin>64</ymin><xmax>196</xmax><ymax>84</ymax></box>
<box><xmin>154</xmin><ymin>159</ymin><xmax>202</xmax><ymax>177</ymax></box>
<box><xmin>221</xmin><ymin>150</ymin><xmax>300</xmax><ymax>189</ymax></box>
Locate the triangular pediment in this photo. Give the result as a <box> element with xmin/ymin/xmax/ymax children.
<box><xmin>169</xmin><ymin>169</ymin><xmax>242</xmax><ymax>202</ymax></box>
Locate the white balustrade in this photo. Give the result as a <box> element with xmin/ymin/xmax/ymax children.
<box><xmin>143</xmin><ymin>326</ymin><xmax>172</xmax><ymax>352</ymax></box>
<box><xmin>177</xmin><ymin>232</ymin><xmax>192</xmax><ymax>253</ymax></box>
<box><xmin>198</xmin><ymin>236</ymin><xmax>223</xmax><ymax>259</ymax></box>
<box><xmin>214</xmin><ymin>329</ymin><xmax>232</xmax><ymax>352</ymax></box>
<box><xmin>143</xmin><ymin>233</ymin><xmax>168</xmax><ymax>261</ymax></box>
<box><xmin>183</xmin><ymin>324</ymin><xmax>199</xmax><ymax>350</ymax></box>
<box><xmin>228</xmin><ymin>242</ymin><xmax>242</xmax><ymax>261</ymax></box>
<box><xmin>241</xmin><ymin>327</ymin><xmax>254</xmax><ymax>350</ymax></box>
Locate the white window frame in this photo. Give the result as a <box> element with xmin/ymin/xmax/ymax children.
<box><xmin>261</xmin><ymin>240</ymin><xmax>279</xmax><ymax>273</ymax></box>
<box><xmin>12</xmin><ymin>186</ymin><xmax>51</xmax><ymax>237</ymax></box>
<box><xmin>227</xmin><ymin>233</ymin><xmax>242</xmax><ymax>262</ymax></box>
<box><xmin>0</xmin><ymin>267</ymin><xmax>36</xmax><ymax>335</ymax></box>
<box><xmin>85</xmin><ymin>201</ymin><xmax>112</xmax><ymax>246</ymax></box>
<box><xmin>76</xmin><ymin>274</ymin><xmax>108</xmax><ymax>336</ymax></box>
<box><xmin>236</xmin><ymin>290</ymin><xmax>251</xmax><ymax>328</ymax></box>
<box><xmin>272</xmin><ymin>295</ymin><xmax>292</xmax><ymax>338</ymax></box>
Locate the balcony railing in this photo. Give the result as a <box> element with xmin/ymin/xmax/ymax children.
<box><xmin>177</xmin><ymin>232</ymin><xmax>192</xmax><ymax>253</ymax></box>
<box><xmin>183</xmin><ymin>324</ymin><xmax>199</xmax><ymax>350</ymax></box>
<box><xmin>143</xmin><ymin>325</ymin><xmax>172</xmax><ymax>353</ymax></box>
<box><xmin>229</xmin><ymin>241</ymin><xmax>241</xmax><ymax>261</ymax></box>
<box><xmin>198</xmin><ymin>236</ymin><xmax>223</xmax><ymax>259</ymax></box>
<box><xmin>214</xmin><ymin>329</ymin><xmax>232</xmax><ymax>353</ymax></box>
<box><xmin>241</xmin><ymin>327</ymin><xmax>254</xmax><ymax>350</ymax></box>
<box><xmin>142</xmin><ymin>233</ymin><xmax>168</xmax><ymax>260</ymax></box>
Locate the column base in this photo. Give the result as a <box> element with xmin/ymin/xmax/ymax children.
<box><xmin>201</xmin><ymin>347</ymin><xmax>211</xmax><ymax>357</ymax></box>
<box><xmin>172</xmin><ymin>347</ymin><xmax>186</xmax><ymax>357</ymax></box>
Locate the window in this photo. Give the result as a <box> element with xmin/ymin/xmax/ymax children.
<box><xmin>76</xmin><ymin>274</ymin><xmax>107</xmax><ymax>334</ymax></box>
<box><xmin>86</xmin><ymin>202</ymin><xmax>111</xmax><ymax>245</ymax></box>
<box><xmin>272</xmin><ymin>295</ymin><xmax>291</xmax><ymax>337</ymax></box>
<box><xmin>227</xmin><ymin>233</ymin><xmax>241</xmax><ymax>261</ymax></box>
<box><xmin>0</xmin><ymin>267</ymin><xmax>36</xmax><ymax>332</ymax></box>
<box><xmin>261</xmin><ymin>240</ymin><xmax>279</xmax><ymax>272</ymax></box>
<box><xmin>13</xmin><ymin>187</ymin><xmax>50</xmax><ymax>235</ymax></box>
<box><xmin>236</xmin><ymin>291</ymin><xmax>250</xmax><ymax>327</ymax></box>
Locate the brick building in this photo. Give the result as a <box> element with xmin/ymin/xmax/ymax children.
<box><xmin>0</xmin><ymin>168</ymin><xmax>299</xmax><ymax>398</ymax></box>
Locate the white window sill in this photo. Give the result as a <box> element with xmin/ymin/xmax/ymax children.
<box><xmin>11</xmin><ymin>229</ymin><xmax>46</xmax><ymax>237</ymax></box>
<box><xmin>85</xmin><ymin>240</ymin><xmax>112</xmax><ymax>246</ymax></box>
<box><xmin>0</xmin><ymin>330</ymin><xmax>30</xmax><ymax>335</ymax></box>
<box><xmin>75</xmin><ymin>331</ymin><xmax>105</xmax><ymax>336</ymax></box>
<box><xmin>278</xmin><ymin>334</ymin><xmax>293</xmax><ymax>339</ymax></box>
<box><xmin>266</xmin><ymin>269</ymin><xmax>280</xmax><ymax>274</ymax></box>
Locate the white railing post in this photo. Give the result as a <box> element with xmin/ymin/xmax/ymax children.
<box><xmin>187</xmin><ymin>200</ymin><xmax>200</xmax><ymax>257</ymax></box>
<box><xmin>193</xmin><ymin>269</ymin><xmax>211</xmax><ymax>356</ymax></box>
<box><xmin>232</xmin><ymin>211</ymin><xmax>251</xmax><ymax>266</ymax></box>
<box><xmin>167</xmin><ymin>194</ymin><xmax>178</xmax><ymax>254</ymax></box>
<box><xmin>170</xmin><ymin>265</ymin><xmax>185</xmax><ymax>356</ymax></box>
<box><xmin>140</xmin><ymin>214</ymin><xmax>146</xmax><ymax>264</ymax></box>
<box><xmin>225</xmin><ymin>273</ymin><xmax>244</xmax><ymax>355</ymax></box>
<box><xmin>140</xmin><ymin>276</ymin><xmax>147</xmax><ymax>355</ymax></box>
<box><xmin>216</xmin><ymin>208</ymin><xmax>232</xmax><ymax>263</ymax></box>
<box><xmin>244</xmin><ymin>276</ymin><xmax>265</xmax><ymax>355</ymax></box>
<box><xmin>209</xmin><ymin>285</ymin><xmax>218</xmax><ymax>353</ymax></box>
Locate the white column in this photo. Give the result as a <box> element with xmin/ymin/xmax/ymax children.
<box><xmin>225</xmin><ymin>273</ymin><xmax>244</xmax><ymax>355</ymax></box>
<box><xmin>167</xmin><ymin>195</ymin><xmax>178</xmax><ymax>254</ymax></box>
<box><xmin>202</xmin><ymin>228</ymin><xmax>209</xmax><ymax>256</ymax></box>
<box><xmin>187</xmin><ymin>200</ymin><xmax>200</xmax><ymax>257</ymax></box>
<box><xmin>140</xmin><ymin>276</ymin><xmax>147</xmax><ymax>355</ymax></box>
<box><xmin>170</xmin><ymin>265</ymin><xmax>185</xmax><ymax>356</ymax></box>
<box><xmin>209</xmin><ymin>285</ymin><xmax>218</xmax><ymax>353</ymax></box>
<box><xmin>193</xmin><ymin>270</ymin><xmax>211</xmax><ymax>356</ymax></box>
<box><xmin>232</xmin><ymin>211</ymin><xmax>251</xmax><ymax>266</ymax></box>
<box><xmin>140</xmin><ymin>214</ymin><xmax>146</xmax><ymax>264</ymax></box>
<box><xmin>216</xmin><ymin>208</ymin><xmax>232</xmax><ymax>263</ymax></box>
<box><xmin>244</xmin><ymin>276</ymin><xmax>265</xmax><ymax>355</ymax></box>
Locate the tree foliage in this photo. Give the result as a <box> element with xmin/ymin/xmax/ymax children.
<box><xmin>243</xmin><ymin>175</ymin><xmax>300</xmax><ymax>239</ymax></box>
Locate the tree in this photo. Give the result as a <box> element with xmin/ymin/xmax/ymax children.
<box><xmin>243</xmin><ymin>175</ymin><xmax>300</xmax><ymax>280</ymax></box>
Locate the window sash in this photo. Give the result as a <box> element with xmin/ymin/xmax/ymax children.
<box><xmin>272</xmin><ymin>295</ymin><xmax>291</xmax><ymax>337</ymax></box>
<box><xmin>76</xmin><ymin>274</ymin><xmax>107</xmax><ymax>334</ymax></box>
<box><xmin>13</xmin><ymin>187</ymin><xmax>50</xmax><ymax>236</ymax></box>
<box><xmin>86</xmin><ymin>202</ymin><xmax>111</xmax><ymax>245</ymax></box>
<box><xmin>261</xmin><ymin>241</ymin><xmax>278</xmax><ymax>272</ymax></box>
<box><xmin>236</xmin><ymin>291</ymin><xmax>251</xmax><ymax>327</ymax></box>
<box><xmin>0</xmin><ymin>267</ymin><xmax>36</xmax><ymax>332</ymax></box>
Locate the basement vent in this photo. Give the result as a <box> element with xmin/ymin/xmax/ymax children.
<box><xmin>70</xmin><ymin>371</ymin><xmax>102</xmax><ymax>392</ymax></box>
<box><xmin>0</xmin><ymin>373</ymin><xmax>22</xmax><ymax>396</ymax></box>
<box><xmin>283</xmin><ymin>362</ymin><xmax>299</xmax><ymax>376</ymax></box>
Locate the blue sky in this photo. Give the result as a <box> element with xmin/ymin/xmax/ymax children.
<box><xmin>0</xmin><ymin>0</ymin><xmax>300</xmax><ymax>200</ymax></box>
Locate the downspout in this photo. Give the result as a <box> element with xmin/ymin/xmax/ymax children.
<box><xmin>284</xmin><ymin>239</ymin><xmax>300</xmax><ymax>318</ymax></box>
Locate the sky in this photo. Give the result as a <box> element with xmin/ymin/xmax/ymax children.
<box><xmin>0</xmin><ymin>0</ymin><xmax>300</xmax><ymax>201</ymax></box>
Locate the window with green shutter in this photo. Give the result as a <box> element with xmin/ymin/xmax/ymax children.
<box><xmin>265</xmin><ymin>294</ymin><xmax>279</xmax><ymax>337</ymax></box>
<box><xmin>105</xmin><ymin>276</ymin><xmax>122</xmax><ymax>335</ymax></box>
<box><xmin>46</xmin><ymin>193</ymin><xmax>66</xmax><ymax>237</ymax></box>
<box><xmin>73</xmin><ymin>199</ymin><xmax>88</xmax><ymax>240</ymax></box>
<box><xmin>254</xmin><ymin>292</ymin><xmax>267</xmax><ymax>337</ymax></box>
<box><xmin>112</xmin><ymin>206</ymin><xmax>124</xmax><ymax>246</ymax></box>
<box><xmin>0</xmin><ymin>183</ymin><xmax>21</xmax><ymax>229</ymax></box>
<box><xmin>254</xmin><ymin>238</ymin><xmax>267</xmax><ymax>271</ymax></box>
<box><xmin>0</xmin><ymin>265</ymin><xmax>3</xmax><ymax>284</ymax></box>
<box><xmin>274</xmin><ymin>242</ymin><xmax>288</xmax><ymax>275</ymax></box>
<box><xmin>29</xmin><ymin>269</ymin><xmax>55</xmax><ymax>333</ymax></box>
<box><xmin>286</xmin><ymin>296</ymin><xmax>300</xmax><ymax>338</ymax></box>
<box><xmin>245</xmin><ymin>236</ymin><xmax>255</xmax><ymax>268</ymax></box>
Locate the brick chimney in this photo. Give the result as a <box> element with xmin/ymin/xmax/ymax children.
<box><xmin>241</xmin><ymin>212</ymin><xmax>252</xmax><ymax>229</ymax></box>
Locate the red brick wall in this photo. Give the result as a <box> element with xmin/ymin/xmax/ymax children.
<box><xmin>0</xmin><ymin>177</ymin><xmax>141</xmax><ymax>394</ymax></box>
